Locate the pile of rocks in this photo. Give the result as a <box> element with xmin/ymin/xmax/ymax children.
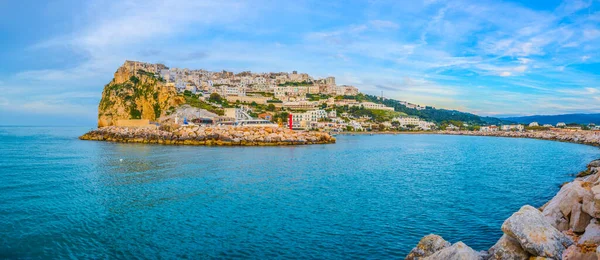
<box><xmin>80</xmin><ymin>126</ymin><xmax>335</xmax><ymax>146</ymax></box>
<box><xmin>441</xmin><ymin>130</ymin><xmax>600</xmax><ymax>147</ymax></box>
<box><xmin>406</xmin><ymin>159</ymin><xmax>600</xmax><ymax>259</ymax></box>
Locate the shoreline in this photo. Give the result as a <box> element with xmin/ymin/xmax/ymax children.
<box><xmin>438</xmin><ymin>130</ymin><xmax>600</xmax><ymax>148</ymax></box>
<box><xmin>336</xmin><ymin>131</ymin><xmax>437</xmax><ymax>135</ymax></box>
<box><xmin>338</xmin><ymin>130</ymin><xmax>600</xmax><ymax>147</ymax></box>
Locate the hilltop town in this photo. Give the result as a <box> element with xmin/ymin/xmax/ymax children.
<box><xmin>108</xmin><ymin>60</ymin><xmax>435</xmax><ymax>132</ymax></box>
<box><xmin>99</xmin><ymin>61</ymin><xmax>600</xmax><ymax>134</ymax></box>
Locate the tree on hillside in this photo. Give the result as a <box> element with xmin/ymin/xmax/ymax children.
<box><xmin>267</xmin><ymin>104</ymin><xmax>276</xmax><ymax>111</ymax></box>
<box><xmin>209</xmin><ymin>93</ymin><xmax>222</xmax><ymax>103</ymax></box>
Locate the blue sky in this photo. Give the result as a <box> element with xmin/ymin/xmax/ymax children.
<box><xmin>1</xmin><ymin>0</ymin><xmax>600</xmax><ymax>125</ymax></box>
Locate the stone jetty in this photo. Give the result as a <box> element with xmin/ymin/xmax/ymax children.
<box><xmin>440</xmin><ymin>130</ymin><xmax>600</xmax><ymax>147</ymax></box>
<box><xmin>79</xmin><ymin>126</ymin><xmax>335</xmax><ymax>146</ymax></box>
<box><xmin>406</xmin><ymin>157</ymin><xmax>600</xmax><ymax>259</ymax></box>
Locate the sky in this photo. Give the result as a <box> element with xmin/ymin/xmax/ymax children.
<box><xmin>1</xmin><ymin>0</ymin><xmax>600</xmax><ymax>125</ymax></box>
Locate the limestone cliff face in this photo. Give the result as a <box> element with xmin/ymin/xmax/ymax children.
<box><xmin>97</xmin><ymin>61</ymin><xmax>184</xmax><ymax>127</ymax></box>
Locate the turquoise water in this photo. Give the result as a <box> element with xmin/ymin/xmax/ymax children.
<box><xmin>1</xmin><ymin>126</ymin><xmax>599</xmax><ymax>258</ymax></box>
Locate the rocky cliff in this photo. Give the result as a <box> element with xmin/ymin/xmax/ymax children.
<box><xmin>97</xmin><ymin>61</ymin><xmax>185</xmax><ymax>127</ymax></box>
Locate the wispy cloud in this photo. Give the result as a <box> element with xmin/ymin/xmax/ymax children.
<box><xmin>2</xmin><ymin>0</ymin><xmax>600</xmax><ymax>125</ymax></box>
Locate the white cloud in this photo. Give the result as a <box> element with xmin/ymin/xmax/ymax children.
<box><xmin>584</xmin><ymin>29</ymin><xmax>600</xmax><ymax>40</ymax></box>
<box><xmin>369</xmin><ymin>20</ymin><xmax>399</xmax><ymax>30</ymax></box>
<box><xmin>4</xmin><ymin>0</ymin><xmax>600</xmax><ymax>121</ymax></box>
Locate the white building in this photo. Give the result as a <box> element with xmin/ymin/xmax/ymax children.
<box><xmin>349</xmin><ymin>102</ymin><xmax>394</xmax><ymax>111</ymax></box>
<box><xmin>218</xmin><ymin>85</ymin><xmax>245</xmax><ymax>96</ymax></box>
<box><xmin>282</xmin><ymin>101</ymin><xmax>318</xmax><ymax>110</ymax></box>
<box><xmin>528</xmin><ymin>122</ymin><xmax>539</xmax><ymax>127</ymax></box>
<box><xmin>392</xmin><ymin>116</ymin><xmax>436</xmax><ymax>130</ymax></box>
<box><xmin>557</xmin><ymin>122</ymin><xmax>566</xmax><ymax>127</ymax></box>
<box><xmin>335</xmin><ymin>85</ymin><xmax>359</xmax><ymax>96</ymax></box>
<box><xmin>291</xmin><ymin>110</ymin><xmax>328</xmax><ymax>128</ymax></box>
<box><xmin>274</xmin><ymin>86</ymin><xmax>309</xmax><ymax>99</ymax></box>
<box><xmin>501</xmin><ymin>124</ymin><xmax>525</xmax><ymax>131</ymax></box>
<box><xmin>446</xmin><ymin>124</ymin><xmax>460</xmax><ymax>131</ymax></box>
<box><xmin>543</xmin><ymin>124</ymin><xmax>553</xmax><ymax>127</ymax></box>
<box><xmin>480</xmin><ymin>125</ymin><xmax>499</xmax><ymax>132</ymax></box>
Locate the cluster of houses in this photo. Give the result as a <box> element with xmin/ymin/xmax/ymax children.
<box><xmin>477</xmin><ymin>122</ymin><xmax>600</xmax><ymax>132</ymax></box>
<box><xmin>125</xmin><ymin>61</ymin><xmax>434</xmax><ymax>131</ymax></box>
<box><xmin>123</xmin><ymin>60</ymin><xmax>360</xmax><ymax>101</ymax></box>
<box><xmin>123</xmin><ymin>61</ymin><xmax>441</xmax><ymax>131</ymax></box>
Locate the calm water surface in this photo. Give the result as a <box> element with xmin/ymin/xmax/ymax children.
<box><xmin>1</xmin><ymin>126</ymin><xmax>599</xmax><ymax>258</ymax></box>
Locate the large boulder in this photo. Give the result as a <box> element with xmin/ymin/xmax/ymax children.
<box><xmin>562</xmin><ymin>244</ymin><xmax>598</xmax><ymax>260</ymax></box>
<box><xmin>582</xmin><ymin>185</ymin><xmax>600</xmax><ymax>218</ymax></box>
<box><xmin>542</xmin><ymin>181</ymin><xmax>592</xmax><ymax>231</ymax></box>
<box><xmin>422</xmin><ymin>242</ymin><xmax>480</xmax><ymax>260</ymax></box>
<box><xmin>405</xmin><ymin>234</ymin><xmax>451</xmax><ymax>259</ymax></box>
<box><xmin>579</xmin><ymin>219</ymin><xmax>600</xmax><ymax>244</ymax></box>
<box><xmin>487</xmin><ymin>234</ymin><xmax>529</xmax><ymax>259</ymax></box>
<box><xmin>569</xmin><ymin>203</ymin><xmax>592</xmax><ymax>233</ymax></box>
<box><xmin>502</xmin><ymin>205</ymin><xmax>573</xmax><ymax>259</ymax></box>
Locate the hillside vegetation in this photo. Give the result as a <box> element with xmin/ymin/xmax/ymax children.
<box><xmin>97</xmin><ymin>62</ymin><xmax>184</xmax><ymax>127</ymax></box>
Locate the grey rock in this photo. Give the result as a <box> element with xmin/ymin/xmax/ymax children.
<box><xmin>562</xmin><ymin>244</ymin><xmax>597</xmax><ymax>260</ymax></box>
<box><xmin>582</xmin><ymin>185</ymin><xmax>600</xmax><ymax>218</ymax></box>
<box><xmin>488</xmin><ymin>234</ymin><xmax>529</xmax><ymax>260</ymax></box>
<box><xmin>502</xmin><ymin>205</ymin><xmax>573</xmax><ymax>259</ymax></box>
<box><xmin>542</xmin><ymin>181</ymin><xmax>592</xmax><ymax>231</ymax></box>
<box><xmin>569</xmin><ymin>203</ymin><xmax>592</xmax><ymax>233</ymax></box>
<box><xmin>589</xmin><ymin>160</ymin><xmax>600</xmax><ymax>168</ymax></box>
<box><xmin>405</xmin><ymin>234</ymin><xmax>451</xmax><ymax>260</ymax></box>
<box><xmin>580</xmin><ymin>219</ymin><xmax>600</xmax><ymax>245</ymax></box>
<box><xmin>423</xmin><ymin>242</ymin><xmax>480</xmax><ymax>260</ymax></box>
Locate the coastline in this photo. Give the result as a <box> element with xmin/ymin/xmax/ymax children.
<box><xmin>339</xmin><ymin>130</ymin><xmax>600</xmax><ymax>147</ymax></box>
<box><xmin>336</xmin><ymin>131</ymin><xmax>437</xmax><ymax>135</ymax></box>
<box><xmin>80</xmin><ymin>126</ymin><xmax>335</xmax><ymax>146</ymax></box>
<box><xmin>405</xmin><ymin>130</ymin><xmax>600</xmax><ymax>259</ymax></box>
<box><xmin>438</xmin><ymin>130</ymin><xmax>600</xmax><ymax>147</ymax></box>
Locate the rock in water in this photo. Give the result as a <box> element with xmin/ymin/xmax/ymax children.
<box><xmin>589</xmin><ymin>159</ymin><xmax>600</xmax><ymax>168</ymax></box>
<box><xmin>488</xmin><ymin>234</ymin><xmax>529</xmax><ymax>259</ymax></box>
<box><xmin>405</xmin><ymin>234</ymin><xmax>451</xmax><ymax>259</ymax></box>
<box><xmin>501</xmin><ymin>205</ymin><xmax>573</xmax><ymax>259</ymax></box>
<box><xmin>422</xmin><ymin>242</ymin><xmax>480</xmax><ymax>260</ymax></box>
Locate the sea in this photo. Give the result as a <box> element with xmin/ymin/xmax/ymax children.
<box><xmin>1</xmin><ymin>126</ymin><xmax>599</xmax><ymax>258</ymax></box>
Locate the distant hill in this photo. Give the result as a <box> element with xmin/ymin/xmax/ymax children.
<box><xmin>502</xmin><ymin>114</ymin><xmax>600</xmax><ymax>125</ymax></box>
<box><xmin>364</xmin><ymin>94</ymin><xmax>508</xmax><ymax>125</ymax></box>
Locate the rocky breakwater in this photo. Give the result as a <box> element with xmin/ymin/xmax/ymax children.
<box><xmin>79</xmin><ymin>126</ymin><xmax>336</xmax><ymax>146</ymax></box>
<box><xmin>441</xmin><ymin>130</ymin><xmax>600</xmax><ymax>147</ymax></box>
<box><xmin>406</xmin><ymin>159</ymin><xmax>600</xmax><ymax>259</ymax></box>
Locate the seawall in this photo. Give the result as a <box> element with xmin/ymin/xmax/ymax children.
<box><xmin>439</xmin><ymin>130</ymin><xmax>600</xmax><ymax>147</ymax></box>
<box><xmin>79</xmin><ymin>126</ymin><xmax>335</xmax><ymax>146</ymax></box>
